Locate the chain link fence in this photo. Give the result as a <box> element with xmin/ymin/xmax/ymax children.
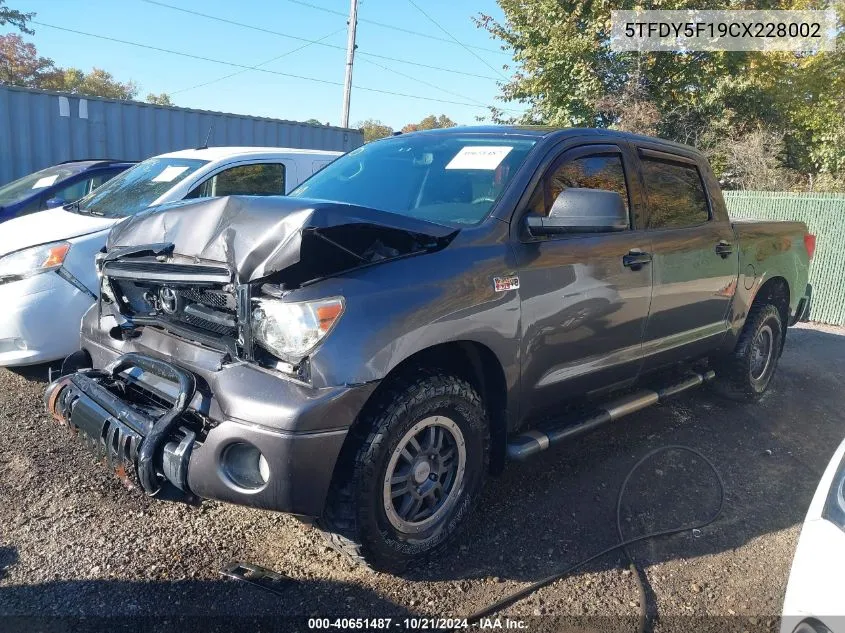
<box><xmin>725</xmin><ymin>191</ymin><xmax>845</xmax><ymax>325</ymax></box>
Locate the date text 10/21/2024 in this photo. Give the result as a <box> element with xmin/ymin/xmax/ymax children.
<box><xmin>306</xmin><ymin>617</ymin><xmax>528</xmax><ymax>630</ymax></box>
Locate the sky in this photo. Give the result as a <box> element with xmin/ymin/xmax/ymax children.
<box><xmin>3</xmin><ymin>0</ymin><xmax>524</xmax><ymax>130</ymax></box>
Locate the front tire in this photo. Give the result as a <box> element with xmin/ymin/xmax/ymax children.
<box><xmin>715</xmin><ymin>303</ymin><xmax>783</xmax><ymax>401</ymax></box>
<box><xmin>319</xmin><ymin>371</ymin><xmax>489</xmax><ymax>572</ymax></box>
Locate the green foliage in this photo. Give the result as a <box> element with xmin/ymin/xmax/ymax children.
<box><xmin>146</xmin><ymin>92</ymin><xmax>174</xmax><ymax>106</ymax></box>
<box><xmin>58</xmin><ymin>67</ymin><xmax>137</xmax><ymax>100</ymax></box>
<box><xmin>0</xmin><ymin>34</ymin><xmax>57</xmax><ymax>87</ymax></box>
<box><xmin>478</xmin><ymin>0</ymin><xmax>845</xmax><ymax>190</ymax></box>
<box><xmin>356</xmin><ymin>118</ymin><xmax>394</xmax><ymax>142</ymax></box>
<box><xmin>0</xmin><ymin>34</ymin><xmax>155</xmax><ymax>102</ymax></box>
<box><xmin>0</xmin><ymin>0</ymin><xmax>33</xmax><ymax>34</ymax></box>
<box><xmin>402</xmin><ymin>114</ymin><xmax>457</xmax><ymax>133</ymax></box>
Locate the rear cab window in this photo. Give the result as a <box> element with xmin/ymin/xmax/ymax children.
<box><xmin>640</xmin><ymin>154</ymin><xmax>710</xmax><ymax>229</ymax></box>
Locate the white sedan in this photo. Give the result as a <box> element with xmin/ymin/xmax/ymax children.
<box><xmin>0</xmin><ymin>146</ymin><xmax>341</xmax><ymax>366</ymax></box>
<box><xmin>781</xmin><ymin>435</ymin><xmax>845</xmax><ymax>633</ymax></box>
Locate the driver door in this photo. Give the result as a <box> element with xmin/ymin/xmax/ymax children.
<box><xmin>514</xmin><ymin>143</ymin><xmax>654</xmax><ymax>417</ymax></box>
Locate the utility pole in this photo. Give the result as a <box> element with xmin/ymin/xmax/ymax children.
<box><xmin>341</xmin><ymin>0</ymin><xmax>359</xmax><ymax>128</ymax></box>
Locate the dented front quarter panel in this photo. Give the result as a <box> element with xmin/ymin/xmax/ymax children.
<box><xmin>286</xmin><ymin>220</ymin><xmax>523</xmax><ymax>427</ymax></box>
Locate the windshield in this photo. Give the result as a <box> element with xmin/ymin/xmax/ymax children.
<box><xmin>289</xmin><ymin>135</ymin><xmax>537</xmax><ymax>226</ymax></box>
<box><xmin>74</xmin><ymin>157</ymin><xmax>208</xmax><ymax>218</ymax></box>
<box><xmin>0</xmin><ymin>165</ymin><xmax>82</xmax><ymax>205</ymax></box>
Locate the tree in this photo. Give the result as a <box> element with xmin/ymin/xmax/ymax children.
<box><xmin>0</xmin><ymin>0</ymin><xmax>33</xmax><ymax>34</ymax></box>
<box><xmin>705</xmin><ymin>127</ymin><xmax>799</xmax><ymax>191</ymax></box>
<box><xmin>401</xmin><ymin>114</ymin><xmax>457</xmax><ymax>133</ymax></box>
<box><xmin>355</xmin><ymin>118</ymin><xmax>393</xmax><ymax>142</ymax></box>
<box><xmin>477</xmin><ymin>0</ymin><xmax>845</xmax><ymax>190</ymax></box>
<box><xmin>60</xmin><ymin>67</ymin><xmax>137</xmax><ymax>100</ymax></box>
<box><xmin>0</xmin><ymin>34</ymin><xmax>146</xmax><ymax>101</ymax></box>
<box><xmin>146</xmin><ymin>92</ymin><xmax>174</xmax><ymax>106</ymax></box>
<box><xmin>0</xmin><ymin>34</ymin><xmax>61</xmax><ymax>87</ymax></box>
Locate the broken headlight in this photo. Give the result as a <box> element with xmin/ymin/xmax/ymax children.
<box><xmin>251</xmin><ymin>296</ymin><xmax>344</xmax><ymax>363</ymax></box>
<box><xmin>0</xmin><ymin>241</ymin><xmax>70</xmax><ymax>285</ymax></box>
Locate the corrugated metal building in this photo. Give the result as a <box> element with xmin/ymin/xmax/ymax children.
<box><xmin>0</xmin><ymin>84</ymin><xmax>363</xmax><ymax>186</ymax></box>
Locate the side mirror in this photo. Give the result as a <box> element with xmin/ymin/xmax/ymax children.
<box><xmin>45</xmin><ymin>197</ymin><xmax>66</xmax><ymax>209</ymax></box>
<box><xmin>525</xmin><ymin>188</ymin><xmax>628</xmax><ymax>237</ymax></box>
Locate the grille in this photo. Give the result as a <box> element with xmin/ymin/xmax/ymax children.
<box><xmin>175</xmin><ymin>310</ymin><xmax>237</xmax><ymax>337</ymax></box>
<box><xmin>110</xmin><ymin>274</ymin><xmax>238</xmax><ymax>341</ymax></box>
<box><xmin>177</xmin><ymin>287</ymin><xmax>235</xmax><ymax>311</ymax></box>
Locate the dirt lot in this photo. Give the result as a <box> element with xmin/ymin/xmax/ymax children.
<box><xmin>1</xmin><ymin>322</ymin><xmax>844</xmax><ymax>632</ymax></box>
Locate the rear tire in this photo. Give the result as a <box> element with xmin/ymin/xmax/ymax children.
<box><xmin>319</xmin><ymin>371</ymin><xmax>489</xmax><ymax>572</ymax></box>
<box><xmin>715</xmin><ymin>303</ymin><xmax>783</xmax><ymax>401</ymax></box>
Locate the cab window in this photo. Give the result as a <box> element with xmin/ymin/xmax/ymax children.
<box><xmin>530</xmin><ymin>154</ymin><xmax>631</xmax><ymax>222</ymax></box>
<box><xmin>641</xmin><ymin>159</ymin><xmax>710</xmax><ymax>229</ymax></box>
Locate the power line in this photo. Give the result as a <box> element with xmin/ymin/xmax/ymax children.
<box><xmin>139</xmin><ymin>0</ymin><xmax>500</xmax><ymax>81</ymax></box>
<box><xmin>281</xmin><ymin>0</ymin><xmax>509</xmax><ymax>56</ymax></box>
<box><xmin>359</xmin><ymin>57</ymin><xmax>487</xmax><ymax>108</ymax></box>
<box><xmin>358</xmin><ymin>57</ymin><xmax>522</xmax><ymax>114</ymax></box>
<box><xmin>171</xmin><ymin>28</ymin><xmax>345</xmax><ymax>96</ymax></box>
<box><xmin>31</xmin><ymin>21</ymin><xmax>505</xmax><ymax>111</ymax></box>
<box><xmin>406</xmin><ymin>0</ymin><xmax>508</xmax><ymax>80</ymax></box>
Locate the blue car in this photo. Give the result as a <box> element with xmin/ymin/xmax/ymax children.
<box><xmin>0</xmin><ymin>159</ymin><xmax>135</xmax><ymax>223</ymax></box>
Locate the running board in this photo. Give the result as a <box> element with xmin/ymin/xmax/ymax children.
<box><xmin>506</xmin><ymin>370</ymin><xmax>716</xmax><ymax>461</ymax></box>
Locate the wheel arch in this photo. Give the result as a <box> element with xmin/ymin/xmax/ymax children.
<box><xmin>750</xmin><ymin>276</ymin><xmax>790</xmax><ymax>353</ymax></box>
<box><xmin>325</xmin><ymin>340</ymin><xmax>509</xmax><ymax>511</ymax></box>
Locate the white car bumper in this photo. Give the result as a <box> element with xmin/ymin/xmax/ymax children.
<box><xmin>0</xmin><ymin>271</ymin><xmax>95</xmax><ymax>366</ymax></box>
<box><xmin>781</xmin><ymin>437</ymin><xmax>845</xmax><ymax>633</ymax></box>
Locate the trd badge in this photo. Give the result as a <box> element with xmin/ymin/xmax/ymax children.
<box><xmin>493</xmin><ymin>275</ymin><xmax>520</xmax><ymax>292</ymax></box>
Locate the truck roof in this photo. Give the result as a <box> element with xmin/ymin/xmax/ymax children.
<box><xmin>401</xmin><ymin>125</ymin><xmax>700</xmax><ymax>154</ymax></box>
<box><xmin>158</xmin><ymin>146</ymin><xmax>344</xmax><ymax>161</ymax></box>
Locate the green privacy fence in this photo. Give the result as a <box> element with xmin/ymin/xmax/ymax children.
<box><xmin>724</xmin><ymin>191</ymin><xmax>845</xmax><ymax>326</ymax></box>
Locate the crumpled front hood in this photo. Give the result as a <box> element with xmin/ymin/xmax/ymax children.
<box><xmin>106</xmin><ymin>195</ymin><xmax>458</xmax><ymax>284</ymax></box>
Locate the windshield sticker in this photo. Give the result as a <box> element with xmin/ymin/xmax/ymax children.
<box><xmin>152</xmin><ymin>166</ymin><xmax>190</xmax><ymax>183</ymax></box>
<box><xmin>31</xmin><ymin>175</ymin><xmax>59</xmax><ymax>189</ymax></box>
<box><xmin>446</xmin><ymin>146</ymin><xmax>513</xmax><ymax>170</ymax></box>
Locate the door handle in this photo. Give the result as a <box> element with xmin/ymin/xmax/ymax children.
<box><xmin>622</xmin><ymin>250</ymin><xmax>652</xmax><ymax>270</ymax></box>
<box><xmin>715</xmin><ymin>240</ymin><xmax>734</xmax><ymax>258</ymax></box>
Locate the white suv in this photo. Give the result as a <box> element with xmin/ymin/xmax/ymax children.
<box><xmin>0</xmin><ymin>146</ymin><xmax>341</xmax><ymax>366</ymax></box>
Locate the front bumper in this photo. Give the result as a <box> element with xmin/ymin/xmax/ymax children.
<box><xmin>46</xmin><ymin>340</ymin><xmax>377</xmax><ymax>517</ymax></box>
<box><xmin>0</xmin><ymin>272</ymin><xmax>94</xmax><ymax>366</ymax></box>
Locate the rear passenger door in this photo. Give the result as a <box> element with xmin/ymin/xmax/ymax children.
<box><xmin>634</xmin><ymin>146</ymin><xmax>738</xmax><ymax>370</ymax></box>
<box><xmin>515</xmin><ymin>143</ymin><xmax>653</xmax><ymax>415</ymax></box>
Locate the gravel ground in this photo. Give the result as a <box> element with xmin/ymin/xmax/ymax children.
<box><xmin>1</xmin><ymin>322</ymin><xmax>844</xmax><ymax>632</ymax></box>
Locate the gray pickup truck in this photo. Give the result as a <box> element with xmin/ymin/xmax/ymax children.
<box><xmin>46</xmin><ymin>126</ymin><xmax>814</xmax><ymax>572</ymax></box>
